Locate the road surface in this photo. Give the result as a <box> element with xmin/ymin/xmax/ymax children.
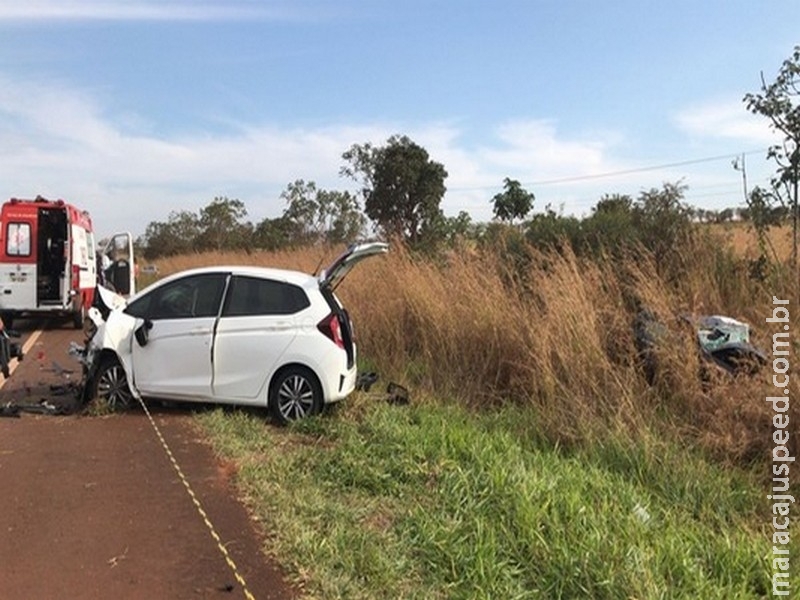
<box><xmin>0</xmin><ymin>319</ymin><xmax>299</xmax><ymax>600</ymax></box>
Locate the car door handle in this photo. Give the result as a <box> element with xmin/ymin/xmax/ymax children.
<box><xmin>189</xmin><ymin>327</ymin><xmax>211</xmax><ymax>335</ymax></box>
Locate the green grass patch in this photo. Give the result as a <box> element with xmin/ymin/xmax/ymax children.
<box><xmin>196</xmin><ymin>400</ymin><xmax>789</xmax><ymax>599</ymax></box>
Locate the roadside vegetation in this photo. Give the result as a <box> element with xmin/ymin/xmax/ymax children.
<box><xmin>162</xmin><ymin>222</ymin><xmax>797</xmax><ymax>598</ymax></box>
<box><xmin>198</xmin><ymin>398</ymin><xmax>774</xmax><ymax>599</ymax></box>
<box><xmin>160</xmin><ymin>219</ymin><xmax>798</xmax><ymax>464</ymax></box>
<box><xmin>138</xmin><ymin>47</ymin><xmax>799</xmax><ymax>598</ymax></box>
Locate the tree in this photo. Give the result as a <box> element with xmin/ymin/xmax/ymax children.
<box><xmin>492</xmin><ymin>178</ymin><xmax>534</xmax><ymax>223</ymax></box>
<box><xmin>581</xmin><ymin>194</ymin><xmax>637</xmax><ymax>255</ymax></box>
<box><xmin>341</xmin><ymin>135</ymin><xmax>448</xmax><ymax>244</ymax></box>
<box><xmin>321</xmin><ymin>189</ymin><xmax>366</xmax><ymax>244</ymax></box>
<box><xmin>631</xmin><ymin>181</ymin><xmax>694</xmax><ymax>274</ymax></box>
<box><xmin>593</xmin><ymin>193</ymin><xmax>633</xmax><ymax>215</ymax></box>
<box><xmin>715</xmin><ymin>208</ymin><xmax>735</xmax><ymax>224</ymax></box>
<box><xmin>524</xmin><ymin>204</ymin><xmax>582</xmax><ymax>252</ymax></box>
<box><xmin>744</xmin><ymin>45</ymin><xmax>800</xmax><ymax>275</ymax></box>
<box><xmin>140</xmin><ymin>209</ymin><xmax>201</xmax><ymax>258</ymax></box>
<box><xmin>281</xmin><ymin>180</ymin><xmax>365</xmax><ymax>245</ymax></box>
<box><xmin>421</xmin><ymin>210</ymin><xmax>475</xmax><ymax>250</ymax></box>
<box><xmin>253</xmin><ymin>216</ymin><xmax>297</xmax><ymax>251</ymax></box>
<box><xmin>746</xmin><ymin>186</ymin><xmax>784</xmax><ymax>263</ymax></box>
<box><xmin>196</xmin><ymin>197</ymin><xmax>250</xmax><ymax>252</ymax></box>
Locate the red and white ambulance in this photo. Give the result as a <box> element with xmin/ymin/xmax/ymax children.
<box><xmin>0</xmin><ymin>196</ymin><xmax>134</xmax><ymax>329</ymax></box>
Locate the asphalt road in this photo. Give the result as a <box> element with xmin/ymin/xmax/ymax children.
<box><xmin>0</xmin><ymin>319</ymin><xmax>298</xmax><ymax>600</ymax></box>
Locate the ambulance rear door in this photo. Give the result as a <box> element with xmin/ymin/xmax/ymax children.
<box><xmin>0</xmin><ymin>212</ymin><xmax>38</xmax><ymax>311</ymax></box>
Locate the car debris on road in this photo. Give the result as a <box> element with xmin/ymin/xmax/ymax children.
<box><xmin>1</xmin><ymin>399</ymin><xmax>58</xmax><ymax>417</ymax></box>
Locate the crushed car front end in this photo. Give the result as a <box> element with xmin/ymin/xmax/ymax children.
<box><xmin>75</xmin><ymin>286</ymin><xmax>139</xmax><ymax>407</ymax></box>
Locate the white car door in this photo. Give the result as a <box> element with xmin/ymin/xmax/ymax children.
<box><xmin>129</xmin><ymin>273</ymin><xmax>227</xmax><ymax>400</ymax></box>
<box><xmin>212</xmin><ymin>275</ymin><xmax>307</xmax><ymax>403</ymax></box>
<box><xmin>98</xmin><ymin>232</ymin><xmax>136</xmax><ymax>297</ymax></box>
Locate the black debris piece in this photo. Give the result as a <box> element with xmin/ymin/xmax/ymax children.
<box><xmin>386</xmin><ymin>382</ymin><xmax>409</xmax><ymax>405</ymax></box>
<box><xmin>355</xmin><ymin>371</ymin><xmax>379</xmax><ymax>392</ymax></box>
<box><xmin>1</xmin><ymin>402</ymin><xmax>21</xmax><ymax>418</ymax></box>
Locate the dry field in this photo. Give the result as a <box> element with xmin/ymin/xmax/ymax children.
<box><xmin>709</xmin><ymin>222</ymin><xmax>796</xmax><ymax>261</ymax></box>
<box><xmin>146</xmin><ymin>228</ymin><xmax>799</xmax><ymax>474</ymax></box>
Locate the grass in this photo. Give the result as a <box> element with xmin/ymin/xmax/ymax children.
<box><xmin>708</xmin><ymin>222</ymin><xmax>795</xmax><ymax>262</ymax></box>
<box><xmin>196</xmin><ymin>397</ymin><xmax>787</xmax><ymax>599</ymax></box>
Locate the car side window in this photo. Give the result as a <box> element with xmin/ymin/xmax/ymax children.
<box><xmin>126</xmin><ymin>273</ymin><xmax>227</xmax><ymax>320</ymax></box>
<box><xmin>222</xmin><ymin>276</ymin><xmax>310</xmax><ymax>317</ymax></box>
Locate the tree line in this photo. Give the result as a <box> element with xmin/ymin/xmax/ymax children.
<box><xmin>135</xmin><ymin>144</ymin><xmax>789</xmax><ymax>262</ymax></box>
<box><xmin>139</xmin><ymin>46</ymin><xmax>799</xmax><ymax>273</ymax></box>
<box><xmin>138</xmin><ymin>134</ymin><xmax>467</xmax><ymax>259</ymax></box>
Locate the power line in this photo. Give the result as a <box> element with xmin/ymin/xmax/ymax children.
<box><xmin>447</xmin><ymin>148</ymin><xmax>769</xmax><ymax>191</ymax></box>
<box><xmin>529</xmin><ymin>149</ymin><xmax>768</xmax><ymax>187</ymax></box>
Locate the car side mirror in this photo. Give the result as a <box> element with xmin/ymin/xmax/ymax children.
<box><xmin>134</xmin><ymin>319</ymin><xmax>153</xmax><ymax>347</ymax></box>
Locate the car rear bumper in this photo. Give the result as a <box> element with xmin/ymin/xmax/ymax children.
<box><xmin>317</xmin><ymin>347</ymin><xmax>357</xmax><ymax>404</ymax></box>
<box><xmin>330</xmin><ymin>365</ymin><xmax>357</xmax><ymax>403</ymax></box>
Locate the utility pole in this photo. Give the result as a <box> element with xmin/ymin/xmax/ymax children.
<box><xmin>732</xmin><ymin>153</ymin><xmax>748</xmax><ymax>205</ymax></box>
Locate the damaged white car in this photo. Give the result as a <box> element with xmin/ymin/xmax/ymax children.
<box><xmin>79</xmin><ymin>242</ymin><xmax>388</xmax><ymax>423</ymax></box>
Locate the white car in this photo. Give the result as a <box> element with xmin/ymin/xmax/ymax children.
<box><xmin>82</xmin><ymin>242</ymin><xmax>388</xmax><ymax>423</ymax></box>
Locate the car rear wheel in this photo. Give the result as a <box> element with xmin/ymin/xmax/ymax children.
<box><xmin>92</xmin><ymin>357</ymin><xmax>134</xmax><ymax>411</ymax></box>
<box><xmin>270</xmin><ymin>366</ymin><xmax>322</xmax><ymax>424</ymax></box>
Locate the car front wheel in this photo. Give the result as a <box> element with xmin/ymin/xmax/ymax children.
<box><xmin>91</xmin><ymin>357</ymin><xmax>134</xmax><ymax>411</ymax></box>
<box><xmin>270</xmin><ymin>366</ymin><xmax>322</xmax><ymax>424</ymax></box>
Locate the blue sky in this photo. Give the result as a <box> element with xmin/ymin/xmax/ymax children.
<box><xmin>0</xmin><ymin>1</ymin><xmax>796</xmax><ymax>239</ymax></box>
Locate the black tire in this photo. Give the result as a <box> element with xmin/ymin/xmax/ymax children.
<box><xmin>1</xmin><ymin>312</ymin><xmax>14</xmax><ymax>331</ymax></box>
<box><xmin>269</xmin><ymin>366</ymin><xmax>322</xmax><ymax>424</ymax></box>
<box><xmin>91</xmin><ymin>357</ymin><xmax>134</xmax><ymax>411</ymax></box>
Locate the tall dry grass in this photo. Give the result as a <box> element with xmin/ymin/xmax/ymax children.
<box><xmin>346</xmin><ymin>241</ymin><xmax>798</xmax><ymax>463</ymax></box>
<box><xmin>709</xmin><ymin>222</ymin><xmax>795</xmax><ymax>262</ymax></box>
<box><xmin>147</xmin><ymin>237</ymin><xmax>799</xmax><ymax>471</ymax></box>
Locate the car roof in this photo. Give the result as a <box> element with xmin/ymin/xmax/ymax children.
<box><xmin>148</xmin><ymin>265</ymin><xmax>317</xmax><ymax>288</ymax></box>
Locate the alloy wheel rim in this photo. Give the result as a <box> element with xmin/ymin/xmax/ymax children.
<box><xmin>277</xmin><ymin>375</ymin><xmax>314</xmax><ymax>421</ymax></box>
<box><xmin>97</xmin><ymin>365</ymin><xmax>132</xmax><ymax>410</ymax></box>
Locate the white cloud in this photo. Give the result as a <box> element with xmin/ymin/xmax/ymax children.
<box><xmin>674</xmin><ymin>98</ymin><xmax>779</xmax><ymax>146</ymax></box>
<box><xmin>482</xmin><ymin>120</ymin><xmax>614</xmax><ymax>178</ymax></box>
<box><xmin>0</xmin><ymin>1</ymin><xmax>306</xmax><ymax>22</ymax></box>
<box><xmin>1</xmin><ymin>73</ymin><xmax>765</xmax><ymax>238</ymax></box>
<box><xmin>0</xmin><ymin>74</ymin><xmax>405</xmax><ymax>234</ymax></box>
<box><xmin>412</xmin><ymin>120</ymin><xmax>631</xmax><ymax>218</ymax></box>
<box><xmin>0</xmin><ymin>74</ymin><xmax>655</xmax><ymax>233</ymax></box>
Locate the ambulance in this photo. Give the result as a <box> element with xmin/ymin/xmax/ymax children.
<box><xmin>0</xmin><ymin>196</ymin><xmax>134</xmax><ymax>329</ymax></box>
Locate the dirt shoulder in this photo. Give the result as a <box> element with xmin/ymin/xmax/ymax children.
<box><xmin>0</xmin><ymin>324</ymin><xmax>299</xmax><ymax>600</ymax></box>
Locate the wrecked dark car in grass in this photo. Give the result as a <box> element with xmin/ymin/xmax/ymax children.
<box><xmin>634</xmin><ymin>309</ymin><xmax>768</xmax><ymax>383</ymax></box>
<box><xmin>77</xmin><ymin>243</ymin><xmax>388</xmax><ymax>424</ymax></box>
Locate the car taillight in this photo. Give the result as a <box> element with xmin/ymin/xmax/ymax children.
<box><xmin>317</xmin><ymin>313</ymin><xmax>344</xmax><ymax>349</ymax></box>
